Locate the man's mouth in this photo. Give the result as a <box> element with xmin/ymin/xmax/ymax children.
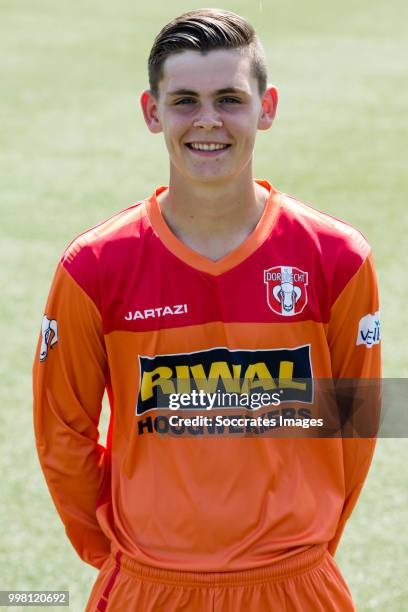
<box><xmin>185</xmin><ymin>142</ymin><xmax>231</xmax><ymax>152</ymax></box>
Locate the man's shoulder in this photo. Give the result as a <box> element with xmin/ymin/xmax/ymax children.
<box><xmin>57</xmin><ymin>196</ymin><xmax>154</xmax><ymax>305</ymax></box>
<box><xmin>62</xmin><ymin>199</ymin><xmax>149</xmax><ymax>265</ymax></box>
<box><xmin>278</xmin><ymin>191</ymin><xmax>371</xmax><ymax>260</ymax></box>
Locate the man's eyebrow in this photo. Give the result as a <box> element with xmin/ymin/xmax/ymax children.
<box><xmin>166</xmin><ymin>89</ymin><xmax>197</xmax><ymax>97</ymax></box>
<box><xmin>215</xmin><ymin>87</ymin><xmax>248</xmax><ymax>95</ymax></box>
<box><xmin>166</xmin><ymin>87</ymin><xmax>249</xmax><ymax>97</ymax></box>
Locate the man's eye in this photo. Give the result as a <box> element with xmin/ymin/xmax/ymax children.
<box><xmin>174</xmin><ymin>98</ymin><xmax>195</xmax><ymax>105</ymax></box>
<box><xmin>219</xmin><ymin>97</ymin><xmax>241</xmax><ymax>104</ymax></box>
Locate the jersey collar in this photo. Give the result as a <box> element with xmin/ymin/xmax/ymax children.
<box><xmin>145</xmin><ymin>180</ymin><xmax>282</xmax><ymax>276</ymax></box>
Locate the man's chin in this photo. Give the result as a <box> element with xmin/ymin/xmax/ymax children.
<box><xmin>170</xmin><ymin>160</ymin><xmax>240</xmax><ymax>186</ymax></box>
<box><xmin>185</xmin><ymin>167</ymin><xmax>237</xmax><ymax>185</ymax></box>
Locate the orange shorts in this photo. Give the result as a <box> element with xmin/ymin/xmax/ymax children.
<box><xmin>85</xmin><ymin>545</ymin><xmax>356</xmax><ymax>612</ymax></box>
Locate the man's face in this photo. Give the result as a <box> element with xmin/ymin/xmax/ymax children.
<box><xmin>142</xmin><ymin>49</ymin><xmax>277</xmax><ymax>185</ymax></box>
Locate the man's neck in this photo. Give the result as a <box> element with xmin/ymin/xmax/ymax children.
<box><xmin>157</xmin><ymin>170</ymin><xmax>270</xmax><ymax>261</ymax></box>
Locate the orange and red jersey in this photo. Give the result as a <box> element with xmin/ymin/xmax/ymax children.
<box><xmin>33</xmin><ymin>180</ymin><xmax>381</xmax><ymax>571</ymax></box>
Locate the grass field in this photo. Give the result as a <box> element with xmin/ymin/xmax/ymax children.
<box><xmin>1</xmin><ymin>1</ymin><xmax>407</xmax><ymax>610</ymax></box>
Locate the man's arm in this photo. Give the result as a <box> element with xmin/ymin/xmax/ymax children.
<box><xmin>326</xmin><ymin>251</ymin><xmax>381</xmax><ymax>555</ymax></box>
<box><xmin>33</xmin><ymin>263</ymin><xmax>111</xmax><ymax>569</ymax></box>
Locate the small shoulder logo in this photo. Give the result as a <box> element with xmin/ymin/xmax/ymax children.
<box><xmin>356</xmin><ymin>311</ymin><xmax>381</xmax><ymax>348</ymax></box>
<box><xmin>40</xmin><ymin>315</ymin><xmax>58</xmax><ymax>362</ymax></box>
<box><xmin>264</xmin><ymin>266</ymin><xmax>308</xmax><ymax>316</ymax></box>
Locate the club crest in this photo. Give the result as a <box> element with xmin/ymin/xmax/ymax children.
<box><xmin>264</xmin><ymin>266</ymin><xmax>308</xmax><ymax>316</ymax></box>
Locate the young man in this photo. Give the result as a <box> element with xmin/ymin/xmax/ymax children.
<box><xmin>33</xmin><ymin>9</ymin><xmax>381</xmax><ymax>611</ymax></box>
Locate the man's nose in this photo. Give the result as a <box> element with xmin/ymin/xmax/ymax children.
<box><xmin>193</xmin><ymin>105</ymin><xmax>223</xmax><ymax>129</ymax></box>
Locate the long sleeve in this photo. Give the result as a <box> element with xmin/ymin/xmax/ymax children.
<box><xmin>326</xmin><ymin>252</ymin><xmax>381</xmax><ymax>554</ymax></box>
<box><xmin>33</xmin><ymin>262</ymin><xmax>111</xmax><ymax>569</ymax></box>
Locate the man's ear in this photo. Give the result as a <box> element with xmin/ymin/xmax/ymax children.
<box><xmin>258</xmin><ymin>85</ymin><xmax>278</xmax><ymax>131</ymax></box>
<box><xmin>140</xmin><ymin>90</ymin><xmax>163</xmax><ymax>134</ymax></box>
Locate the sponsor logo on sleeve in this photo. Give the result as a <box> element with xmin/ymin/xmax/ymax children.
<box><xmin>264</xmin><ymin>266</ymin><xmax>308</xmax><ymax>316</ymax></box>
<box><xmin>356</xmin><ymin>311</ymin><xmax>381</xmax><ymax>348</ymax></box>
<box><xmin>40</xmin><ymin>315</ymin><xmax>58</xmax><ymax>361</ymax></box>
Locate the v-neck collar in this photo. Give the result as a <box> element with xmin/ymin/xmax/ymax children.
<box><xmin>145</xmin><ymin>179</ymin><xmax>282</xmax><ymax>276</ymax></box>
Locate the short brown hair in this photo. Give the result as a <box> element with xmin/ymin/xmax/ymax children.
<box><xmin>148</xmin><ymin>9</ymin><xmax>267</xmax><ymax>98</ymax></box>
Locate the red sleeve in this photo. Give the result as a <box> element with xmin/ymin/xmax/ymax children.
<box><xmin>33</xmin><ymin>263</ymin><xmax>111</xmax><ymax>568</ymax></box>
<box><xmin>326</xmin><ymin>252</ymin><xmax>381</xmax><ymax>554</ymax></box>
